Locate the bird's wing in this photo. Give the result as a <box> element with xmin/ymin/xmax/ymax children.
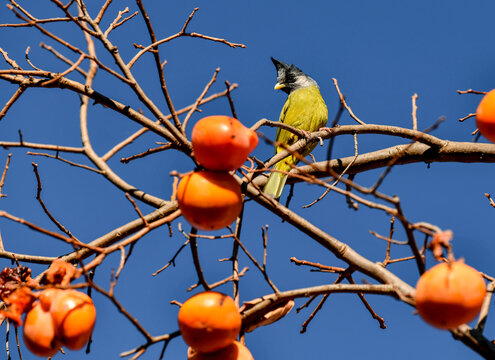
<box><xmin>275</xmin><ymin>87</ymin><xmax>328</xmax><ymax>155</ymax></box>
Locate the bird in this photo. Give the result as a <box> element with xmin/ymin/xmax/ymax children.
<box><xmin>263</xmin><ymin>57</ymin><xmax>328</xmax><ymax>200</ymax></box>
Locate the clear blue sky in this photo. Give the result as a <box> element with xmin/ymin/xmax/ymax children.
<box><xmin>0</xmin><ymin>1</ymin><xmax>494</xmax><ymax>359</ymax></box>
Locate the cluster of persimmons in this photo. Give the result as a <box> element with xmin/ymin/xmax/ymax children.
<box><xmin>0</xmin><ymin>260</ymin><xmax>95</xmax><ymax>358</ymax></box>
<box><xmin>177</xmin><ymin>115</ymin><xmax>258</xmax><ymax>231</ymax></box>
<box><xmin>1</xmin><ymin>98</ymin><xmax>495</xmax><ymax>358</ymax></box>
<box><xmin>23</xmin><ymin>288</ymin><xmax>95</xmax><ymax>357</ymax></box>
<box><xmin>176</xmin><ymin>116</ymin><xmax>258</xmax><ymax>358</ymax></box>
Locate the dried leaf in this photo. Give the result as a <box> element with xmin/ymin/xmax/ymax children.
<box><xmin>243</xmin><ymin>300</ymin><xmax>295</xmax><ymax>333</ymax></box>
<box><xmin>43</xmin><ymin>259</ymin><xmax>78</xmax><ymax>286</ymax></box>
<box><xmin>0</xmin><ymin>286</ymin><xmax>36</xmax><ymax>326</ymax></box>
<box><xmin>0</xmin><ymin>265</ymin><xmax>35</xmax><ymax>300</ymax></box>
<box><xmin>429</xmin><ymin>230</ymin><xmax>453</xmax><ymax>261</ymax></box>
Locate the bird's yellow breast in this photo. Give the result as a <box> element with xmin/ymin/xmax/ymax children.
<box><xmin>275</xmin><ymin>85</ymin><xmax>328</xmax><ymax>161</ymax></box>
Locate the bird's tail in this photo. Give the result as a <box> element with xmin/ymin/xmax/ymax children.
<box><xmin>263</xmin><ymin>171</ymin><xmax>288</xmax><ymax>200</ymax></box>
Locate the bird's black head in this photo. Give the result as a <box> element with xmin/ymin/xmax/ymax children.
<box><xmin>271</xmin><ymin>57</ymin><xmax>316</xmax><ymax>94</ymax></box>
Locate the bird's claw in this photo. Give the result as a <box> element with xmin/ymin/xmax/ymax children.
<box><xmin>318</xmin><ymin>127</ymin><xmax>333</xmax><ymax>135</ymax></box>
<box><xmin>297</xmin><ymin>129</ymin><xmax>311</xmax><ymax>138</ymax></box>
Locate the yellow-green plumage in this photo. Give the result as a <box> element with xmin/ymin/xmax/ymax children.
<box><xmin>264</xmin><ymin>59</ymin><xmax>328</xmax><ymax>200</ymax></box>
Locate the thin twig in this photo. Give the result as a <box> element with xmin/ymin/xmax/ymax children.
<box><xmin>182</xmin><ymin>67</ymin><xmax>220</xmax><ymax>131</ymax></box>
<box><xmin>230</xmin><ymin>228</ymin><xmax>279</xmax><ymax>293</ymax></box>
<box><xmin>32</xmin><ymin>162</ymin><xmax>79</xmax><ymax>240</ymax></box>
<box><xmin>120</xmin><ymin>144</ymin><xmax>172</xmax><ymax>163</ymax></box>
<box><xmin>459</xmin><ymin>113</ymin><xmax>476</xmax><ymax>122</ymax></box>
<box><xmin>369</xmin><ymin>231</ymin><xmax>406</xmax><ymax>246</ymax></box>
<box><xmin>231</xmin><ymin>215</ymin><xmax>242</xmax><ymax>307</ymax></box>
<box><xmin>0</xmin><ymin>154</ymin><xmax>12</xmax><ymax>199</ymax></box>
<box><xmin>40</xmin><ymin>42</ymin><xmax>88</xmax><ymax>77</ymax></box>
<box><xmin>457</xmin><ymin>89</ymin><xmax>487</xmax><ymax>95</ymax></box>
<box><xmin>332</xmin><ymin>78</ymin><xmax>366</xmax><ymax>125</ymax></box>
<box><xmin>188</xmin><ymin>267</ymin><xmax>248</xmax><ymax>292</ymax></box>
<box><xmin>0</xmin><ymin>48</ymin><xmax>21</xmax><ymax>69</ymax></box>
<box><xmin>104</xmin><ymin>7</ymin><xmax>138</xmax><ymax>37</ymax></box>
<box><xmin>0</xmin><ymin>141</ymin><xmax>84</xmax><ymax>153</ymax></box>
<box><xmin>27</xmin><ymin>152</ymin><xmax>103</xmax><ymax>174</ymax></box>
<box><xmin>40</xmin><ymin>53</ymin><xmax>86</xmax><ymax>86</ymax></box>
<box><xmin>303</xmin><ymin>132</ymin><xmax>358</xmax><ymax>208</ymax></box>
<box><xmin>475</xmin><ymin>281</ymin><xmax>495</xmax><ymax>333</ymax></box>
<box><xmin>382</xmin><ymin>217</ymin><xmax>396</xmax><ymax>266</ymax></box>
<box><xmin>262</xmin><ymin>225</ymin><xmax>268</xmax><ymax>270</ymax></box>
<box><xmin>412</xmin><ymin>93</ymin><xmax>418</xmax><ymax>131</ymax></box>
<box><xmin>125</xmin><ymin>193</ymin><xmax>148</xmax><ymax>226</ymax></box>
<box><xmin>484</xmin><ymin>193</ymin><xmax>495</xmax><ymax>208</ymax></box>
<box><xmin>89</xmin><ymin>280</ymin><xmax>153</xmax><ymax>341</ymax></box>
<box><xmin>6</xmin><ymin>319</ymin><xmax>11</xmax><ymax>360</ymax></box>
<box><xmin>296</xmin><ymin>295</ymin><xmax>318</xmax><ymax>313</ymax></box>
<box><xmin>225</xmin><ymin>80</ymin><xmax>238</xmax><ymax>119</ymax></box>
<box><xmin>0</xmin><ymin>17</ymin><xmax>72</xmax><ymax>27</ymax></box>
<box><xmin>300</xmin><ymin>294</ymin><xmax>328</xmax><ymax>333</ymax></box>
<box><xmin>25</xmin><ymin>46</ymin><xmax>42</xmax><ymax>71</ymax></box>
<box><xmin>0</xmin><ymin>86</ymin><xmax>26</xmax><ymax>120</ymax></box>
<box><xmin>0</xmin><ymin>210</ymin><xmax>100</xmax><ymax>250</ymax></box>
<box><xmin>128</xmin><ymin>13</ymin><xmax>245</xmax><ymax>69</ymax></box>
<box><xmin>135</xmin><ymin>0</ymin><xmax>182</xmax><ymax>129</ymax></box>
<box><xmin>189</xmin><ymin>227</ymin><xmax>210</xmax><ymax>291</ymax></box>
<box><xmin>95</xmin><ymin>0</ymin><xmax>113</xmax><ymax>24</ymax></box>
<box><xmin>14</xmin><ymin>326</ymin><xmax>22</xmax><ymax>360</ymax></box>
<box><xmin>346</xmin><ymin>274</ymin><xmax>386</xmax><ymax>329</ymax></box>
<box><xmin>152</xmin><ymin>238</ymin><xmax>190</xmax><ymax>276</ymax></box>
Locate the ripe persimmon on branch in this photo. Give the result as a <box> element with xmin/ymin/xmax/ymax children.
<box><xmin>0</xmin><ymin>1</ymin><xmax>494</xmax><ymax>359</ymax></box>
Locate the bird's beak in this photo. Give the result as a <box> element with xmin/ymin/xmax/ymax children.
<box><xmin>274</xmin><ymin>83</ymin><xmax>285</xmax><ymax>90</ymax></box>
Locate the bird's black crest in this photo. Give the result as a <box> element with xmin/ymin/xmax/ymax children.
<box><xmin>271</xmin><ymin>57</ymin><xmax>310</xmax><ymax>94</ymax></box>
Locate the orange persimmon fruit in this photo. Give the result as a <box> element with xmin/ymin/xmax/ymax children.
<box><xmin>178</xmin><ymin>291</ymin><xmax>242</xmax><ymax>353</ymax></box>
<box><xmin>177</xmin><ymin>171</ymin><xmax>243</xmax><ymax>231</ymax></box>
<box><xmin>192</xmin><ymin>115</ymin><xmax>258</xmax><ymax>171</ymax></box>
<box><xmin>188</xmin><ymin>341</ymin><xmax>254</xmax><ymax>360</ymax></box>
<box><xmin>415</xmin><ymin>261</ymin><xmax>486</xmax><ymax>329</ymax></box>
<box><xmin>23</xmin><ymin>301</ymin><xmax>61</xmax><ymax>357</ymax></box>
<box><xmin>476</xmin><ymin>89</ymin><xmax>495</xmax><ymax>143</ymax></box>
<box><xmin>47</xmin><ymin>289</ymin><xmax>96</xmax><ymax>350</ymax></box>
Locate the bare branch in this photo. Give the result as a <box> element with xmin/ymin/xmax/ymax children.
<box><xmin>0</xmin><ymin>141</ymin><xmax>83</xmax><ymax>153</ymax></box>
<box><xmin>0</xmin><ymin>48</ymin><xmax>21</xmax><ymax>70</ymax></box>
<box><xmin>0</xmin><ymin>86</ymin><xmax>26</xmax><ymax>120</ymax></box>
<box><xmin>135</xmin><ymin>0</ymin><xmax>183</xmax><ymax>129</ymax></box>
<box><xmin>120</xmin><ymin>143</ymin><xmax>172</xmax><ymax>164</ymax></box>
<box><xmin>0</xmin><ymin>17</ymin><xmax>72</xmax><ymax>28</ymax></box>
<box><xmin>230</xmin><ymin>228</ymin><xmax>279</xmax><ymax>293</ymax></box>
<box><xmin>27</xmin><ymin>152</ymin><xmax>103</xmax><ymax>174</ymax></box>
<box><xmin>457</xmin><ymin>89</ymin><xmax>487</xmax><ymax>95</ymax></box>
<box><xmin>32</xmin><ymin>162</ymin><xmax>80</xmax><ymax>240</ymax></box>
<box><xmin>127</xmin><ymin>7</ymin><xmax>244</xmax><ymax>69</ymax></box>
<box><xmin>411</xmin><ymin>93</ymin><xmax>418</xmax><ymax>130</ymax></box>
<box><xmin>242</xmin><ymin>283</ymin><xmax>398</xmax><ymax>324</ymax></box>
<box><xmin>182</xmin><ymin>67</ymin><xmax>220</xmax><ymax>131</ymax></box>
<box><xmin>104</xmin><ymin>7</ymin><xmax>138</xmax><ymax>37</ymax></box>
<box><xmin>459</xmin><ymin>113</ymin><xmax>476</xmax><ymax>122</ymax></box>
<box><xmin>101</xmin><ymin>84</ymin><xmax>238</xmax><ymax>161</ymax></box>
<box><xmin>225</xmin><ymin>80</ymin><xmax>238</xmax><ymax>119</ymax></box>
<box><xmin>0</xmin><ymin>154</ymin><xmax>12</xmax><ymax>199</ymax></box>
<box><xmin>188</xmin><ymin>227</ymin><xmax>210</xmax><ymax>291</ymax></box>
<box><xmin>485</xmin><ymin>193</ymin><xmax>495</xmax><ymax>208</ymax></box>
<box><xmin>475</xmin><ymin>280</ymin><xmax>495</xmax><ymax>332</ymax></box>
<box><xmin>332</xmin><ymin>78</ymin><xmax>366</xmax><ymax>125</ymax></box>
<box><xmin>94</xmin><ymin>0</ymin><xmax>113</xmax><ymax>24</ymax></box>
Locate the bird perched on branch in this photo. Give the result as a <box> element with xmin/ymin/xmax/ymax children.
<box><xmin>263</xmin><ymin>57</ymin><xmax>328</xmax><ymax>200</ymax></box>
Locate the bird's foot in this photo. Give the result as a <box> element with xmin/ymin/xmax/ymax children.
<box><xmin>318</xmin><ymin>127</ymin><xmax>333</xmax><ymax>135</ymax></box>
<box><xmin>297</xmin><ymin>129</ymin><xmax>311</xmax><ymax>138</ymax></box>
